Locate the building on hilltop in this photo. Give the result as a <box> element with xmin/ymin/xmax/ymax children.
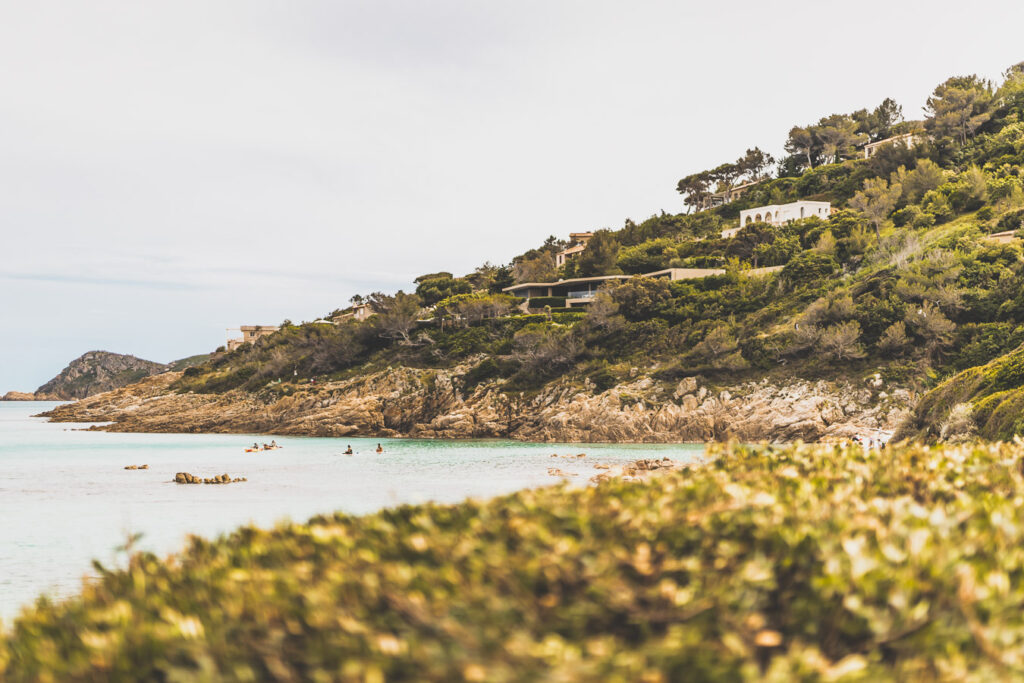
<box><xmin>697</xmin><ymin>180</ymin><xmax>760</xmax><ymax>212</ymax></box>
<box><xmin>226</xmin><ymin>325</ymin><xmax>280</xmax><ymax>351</ymax></box>
<box><xmin>333</xmin><ymin>303</ymin><xmax>375</xmax><ymax>323</ymax></box>
<box><xmin>863</xmin><ymin>132</ymin><xmax>924</xmax><ymax>159</ymax></box>
<box><xmin>555</xmin><ymin>232</ymin><xmax>594</xmax><ymax>268</ymax></box>
<box><xmin>503</xmin><ymin>266</ymin><xmax>782</xmax><ymax>308</ymax></box>
<box><xmin>722</xmin><ymin>200</ymin><xmax>832</xmax><ymax>238</ymax></box>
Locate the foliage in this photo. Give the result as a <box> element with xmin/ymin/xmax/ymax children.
<box><xmin>616</xmin><ymin>238</ymin><xmax>678</xmax><ymax>274</ymax></box>
<box><xmin>373</xmin><ymin>291</ymin><xmax>424</xmax><ymax>345</ymax></box>
<box><xmin>526</xmin><ymin>296</ymin><xmax>567</xmax><ymax>309</ymax></box>
<box><xmin>414</xmin><ymin>273</ymin><xmax>472</xmax><ymax>306</ymax></box>
<box><xmin>780</xmin><ymin>252</ymin><xmax>839</xmax><ymax>290</ymax></box>
<box><xmin>924</xmin><ymin>75</ymin><xmax>994</xmax><ymax>145</ymax></box>
<box><xmin>569</xmin><ymin>230</ymin><xmax>621</xmax><ymax>278</ymax></box>
<box><xmin>850</xmin><ymin>177</ymin><xmax>902</xmax><ymax>237</ymax></box>
<box><xmin>15</xmin><ymin>443</ymin><xmax>1024</xmax><ymax>679</ymax></box>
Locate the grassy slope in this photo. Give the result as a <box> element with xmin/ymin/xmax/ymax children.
<box><xmin>899</xmin><ymin>344</ymin><xmax>1024</xmax><ymax>441</ymax></box>
<box><xmin>6</xmin><ymin>442</ymin><xmax>1024</xmax><ymax>680</ymax></box>
<box><xmin>167</xmin><ymin>354</ymin><xmax>212</xmax><ymax>372</ymax></box>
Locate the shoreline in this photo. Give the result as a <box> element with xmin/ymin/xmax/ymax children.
<box><xmin>37</xmin><ymin>366</ymin><xmax>913</xmax><ymax>445</ymax></box>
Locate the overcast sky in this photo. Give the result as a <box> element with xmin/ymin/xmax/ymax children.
<box><xmin>1</xmin><ymin>1</ymin><xmax>1022</xmax><ymax>390</ymax></box>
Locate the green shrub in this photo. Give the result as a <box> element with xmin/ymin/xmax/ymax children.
<box><xmin>460</xmin><ymin>357</ymin><xmax>517</xmax><ymax>389</ymax></box>
<box><xmin>9</xmin><ymin>442</ymin><xmax>1024</xmax><ymax>680</ymax></box>
<box><xmin>997</xmin><ymin>208</ymin><xmax>1024</xmax><ymax>231</ymax></box>
<box><xmin>780</xmin><ymin>252</ymin><xmax>839</xmax><ymax>289</ymax></box>
<box><xmin>586</xmin><ymin>363</ymin><xmax>619</xmax><ymax>392</ymax></box>
<box><xmin>912</xmin><ymin>211</ymin><xmax>937</xmax><ymax>229</ymax></box>
<box><xmin>527</xmin><ymin>296</ymin><xmax>567</xmax><ymax>308</ymax></box>
<box><xmin>551</xmin><ymin>311</ymin><xmax>586</xmax><ymax>324</ymax></box>
<box><xmin>891</xmin><ymin>205</ymin><xmax>921</xmax><ymax>227</ymax></box>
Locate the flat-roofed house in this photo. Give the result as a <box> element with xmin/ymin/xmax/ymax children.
<box><xmin>503</xmin><ymin>266</ymin><xmax>782</xmax><ymax>308</ymax></box>
<box><xmin>723</xmin><ymin>200</ymin><xmax>831</xmax><ymax>238</ymax></box>
<box><xmin>226</xmin><ymin>325</ymin><xmax>280</xmax><ymax>351</ymax></box>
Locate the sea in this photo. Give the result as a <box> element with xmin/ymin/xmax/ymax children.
<box><xmin>0</xmin><ymin>401</ymin><xmax>705</xmax><ymax>624</ymax></box>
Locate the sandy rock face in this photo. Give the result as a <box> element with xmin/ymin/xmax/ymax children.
<box><xmin>40</xmin><ymin>366</ymin><xmax>911</xmax><ymax>443</ymax></box>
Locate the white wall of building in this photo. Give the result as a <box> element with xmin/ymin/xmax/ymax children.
<box><xmin>730</xmin><ymin>200</ymin><xmax>831</xmax><ymax>236</ymax></box>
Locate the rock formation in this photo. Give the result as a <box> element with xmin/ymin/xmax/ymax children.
<box><xmin>174</xmin><ymin>472</ymin><xmax>246</xmax><ymax>484</ymax></box>
<box><xmin>1</xmin><ymin>391</ymin><xmax>44</xmax><ymax>401</ymax></box>
<box><xmin>35</xmin><ymin>351</ymin><xmax>169</xmax><ymax>401</ymax></box>
<box><xmin>590</xmin><ymin>457</ymin><xmax>687</xmax><ymax>484</ymax></box>
<box><xmin>39</xmin><ymin>360</ymin><xmax>914</xmax><ymax>443</ymax></box>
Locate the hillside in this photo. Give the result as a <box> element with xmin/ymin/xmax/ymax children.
<box><xmin>44</xmin><ymin>62</ymin><xmax>1024</xmax><ymax>441</ymax></box>
<box><xmin>34</xmin><ymin>351</ymin><xmax>169</xmax><ymax>400</ymax></box>
<box><xmin>5</xmin><ymin>441</ymin><xmax>1024</xmax><ymax>680</ymax></box>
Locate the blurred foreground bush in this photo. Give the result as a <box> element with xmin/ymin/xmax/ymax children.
<box><xmin>6</xmin><ymin>442</ymin><xmax>1024</xmax><ymax>680</ymax></box>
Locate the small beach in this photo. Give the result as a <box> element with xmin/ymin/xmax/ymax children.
<box><xmin>0</xmin><ymin>401</ymin><xmax>704</xmax><ymax>622</ymax></box>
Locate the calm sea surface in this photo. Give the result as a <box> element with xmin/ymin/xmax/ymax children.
<box><xmin>0</xmin><ymin>401</ymin><xmax>704</xmax><ymax>623</ymax></box>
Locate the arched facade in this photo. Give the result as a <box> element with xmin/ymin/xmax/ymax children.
<box><xmin>728</xmin><ymin>201</ymin><xmax>832</xmax><ymax>239</ymax></box>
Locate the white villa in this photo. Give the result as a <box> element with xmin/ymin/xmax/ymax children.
<box><xmin>723</xmin><ymin>200</ymin><xmax>831</xmax><ymax>238</ymax></box>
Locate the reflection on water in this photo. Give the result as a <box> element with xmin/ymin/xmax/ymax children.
<box><xmin>0</xmin><ymin>401</ymin><xmax>704</xmax><ymax>622</ymax></box>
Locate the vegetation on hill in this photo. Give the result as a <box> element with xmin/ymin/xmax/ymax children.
<box><xmin>164</xmin><ymin>63</ymin><xmax>1024</xmax><ymax>439</ymax></box>
<box><xmin>166</xmin><ymin>354</ymin><xmax>212</xmax><ymax>372</ymax></box>
<box><xmin>7</xmin><ymin>441</ymin><xmax>1024</xmax><ymax>680</ymax></box>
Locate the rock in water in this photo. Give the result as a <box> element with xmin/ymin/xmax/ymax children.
<box><xmin>175</xmin><ymin>472</ymin><xmax>244</xmax><ymax>485</ymax></box>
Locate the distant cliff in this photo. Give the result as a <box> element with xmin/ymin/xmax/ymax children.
<box><xmin>34</xmin><ymin>351</ymin><xmax>169</xmax><ymax>400</ymax></box>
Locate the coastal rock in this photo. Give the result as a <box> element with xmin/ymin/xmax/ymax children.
<box><xmin>174</xmin><ymin>472</ymin><xmax>246</xmax><ymax>484</ymax></box>
<box><xmin>2</xmin><ymin>391</ymin><xmax>39</xmax><ymax>401</ymax></box>
<box><xmin>124</xmin><ymin>464</ymin><xmax>149</xmax><ymax>470</ymax></box>
<box><xmin>547</xmin><ymin>468</ymin><xmax>576</xmax><ymax>478</ymax></box>
<box><xmin>40</xmin><ymin>365</ymin><xmax>911</xmax><ymax>444</ymax></box>
<box><xmin>673</xmin><ymin>377</ymin><xmax>698</xmax><ymax>398</ymax></box>
<box><xmin>590</xmin><ymin>457</ymin><xmax>688</xmax><ymax>484</ymax></box>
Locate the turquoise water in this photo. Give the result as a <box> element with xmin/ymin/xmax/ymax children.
<box><xmin>0</xmin><ymin>401</ymin><xmax>704</xmax><ymax>623</ymax></box>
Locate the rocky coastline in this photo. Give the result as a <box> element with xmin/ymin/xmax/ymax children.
<box><xmin>39</xmin><ymin>362</ymin><xmax>914</xmax><ymax>443</ymax></box>
<box><xmin>2</xmin><ymin>390</ymin><xmax>60</xmax><ymax>401</ymax></box>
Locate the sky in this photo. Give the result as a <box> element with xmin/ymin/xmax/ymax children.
<box><xmin>1</xmin><ymin>0</ymin><xmax>1023</xmax><ymax>391</ymax></box>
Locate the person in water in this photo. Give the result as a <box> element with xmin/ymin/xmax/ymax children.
<box><xmin>252</xmin><ymin>442</ymin><xmax>259</xmax><ymax>450</ymax></box>
<box><xmin>270</xmin><ymin>440</ymin><xmax>277</xmax><ymax>448</ymax></box>
<box><xmin>376</xmin><ymin>443</ymin><xmax>383</xmax><ymax>453</ymax></box>
<box><xmin>343</xmin><ymin>445</ymin><xmax>353</xmax><ymax>455</ymax></box>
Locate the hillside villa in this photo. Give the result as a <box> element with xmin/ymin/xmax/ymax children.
<box><xmin>504</xmin><ymin>265</ymin><xmax>782</xmax><ymax>308</ymax></box>
<box><xmin>722</xmin><ymin>200</ymin><xmax>832</xmax><ymax>238</ymax></box>
<box><xmin>555</xmin><ymin>232</ymin><xmax>594</xmax><ymax>268</ymax></box>
<box><xmin>226</xmin><ymin>325</ymin><xmax>280</xmax><ymax>351</ymax></box>
<box><xmin>333</xmin><ymin>302</ymin><xmax>375</xmax><ymax>322</ymax></box>
<box><xmin>698</xmin><ymin>179</ymin><xmax>760</xmax><ymax>212</ymax></box>
<box><xmin>863</xmin><ymin>131</ymin><xmax>924</xmax><ymax>159</ymax></box>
